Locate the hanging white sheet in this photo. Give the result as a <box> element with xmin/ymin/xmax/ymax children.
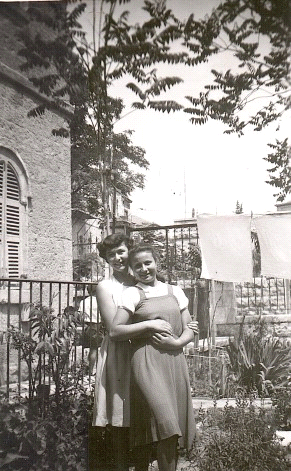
<box><xmin>197</xmin><ymin>214</ymin><xmax>253</xmax><ymax>282</ymax></box>
<box><xmin>254</xmin><ymin>213</ymin><xmax>291</xmax><ymax>279</ymax></box>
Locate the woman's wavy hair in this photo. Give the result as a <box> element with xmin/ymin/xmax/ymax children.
<box><xmin>97</xmin><ymin>233</ymin><xmax>133</xmax><ymax>262</ymax></box>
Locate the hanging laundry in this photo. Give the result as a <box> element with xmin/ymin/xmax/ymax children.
<box><xmin>254</xmin><ymin>213</ymin><xmax>291</xmax><ymax>279</ymax></box>
<box><xmin>197</xmin><ymin>214</ymin><xmax>253</xmax><ymax>282</ymax></box>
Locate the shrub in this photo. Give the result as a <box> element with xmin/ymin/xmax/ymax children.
<box><xmin>0</xmin><ymin>384</ymin><xmax>93</xmax><ymax>471</ymax></box>
<box><xmin>271</xmin><ymin>386</ymin><xmax>291</xmax><ymax>430</ymax></box>
<box><xmin>7</xmin><ymin>303</ymin><xmax>85</xmax><ymax>414</ymax></box>
<box><xmin>190</xmin><ymin>395</ymin><xmax>289</xmax><ymax>471</ymax></box>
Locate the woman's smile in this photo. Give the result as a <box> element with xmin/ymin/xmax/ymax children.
<box><xmin>131</xmin><ymin>251</ymin><xmax>157</xmax><ymax>286</ymax></box>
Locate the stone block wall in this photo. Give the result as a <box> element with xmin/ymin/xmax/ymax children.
<box><xmin>0</xmin><ymin>79</ymin><xmax>72</xmax><ymax>280</ymax></box>
<box><xmin>235</xmin><ymin>278</ymin><xmax>289</xmax><ymax>316</ymax></box>
<box><xmin>213</xmin><ymin>278</ymin><xmax>291</xmax><ymax>338</ymax></box>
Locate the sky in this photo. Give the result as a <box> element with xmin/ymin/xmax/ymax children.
<box><xmin>80</xmin><ymin>0</ymin><xmax>290</xmax><ymax>225</ymax></box>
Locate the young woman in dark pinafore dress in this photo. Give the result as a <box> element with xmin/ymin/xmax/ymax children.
<box><xmin>110</xmin><ymin>244</ymin><xmax>198</xmax><ymax>471</ymax></box>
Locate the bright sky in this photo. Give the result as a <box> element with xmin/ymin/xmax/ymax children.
<box><xmin>81</xmin><ymin>0</ymin><xmax>290</xmax><ymax>225</ymax></box>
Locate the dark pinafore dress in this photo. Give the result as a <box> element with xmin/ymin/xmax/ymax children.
<box><xmin>130</xmin><ymin>284</ymin><xmax>196</xmax><ymax>449</ymax></box>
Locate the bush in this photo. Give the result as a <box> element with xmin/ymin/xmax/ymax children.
<box><xmin>190</xmin><ymin>395</ymin><xmax>289</xmax><ymax>471</ymax></box>
<box><xmin>0</xmin><ymin>385</ymin><xmax>93</xmax><ymax>471</ymax></box>
<box><xmin>271</xmin><ymin>386</ymin><xmax>291</xmax><ymax>430</ymax></box>
<box><xmin>7</xmin><ymin>303</ymin><xmax>86</xmax><ymax>413</ymax></box>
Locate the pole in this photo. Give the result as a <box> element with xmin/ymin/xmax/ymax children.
<box><xmin>102</xmin><ymin>165</ymin><xmax>110</xmax><ymax>237</ymax></box>
<box><xmin>210</xmin><ymin>279</ymin><xmax>217</xmax><ymax>347</ymax></box>
<box><xmin>112</xmin><ymin>172</ymin><xmax>117</xmax><ymax>234</ymax></box>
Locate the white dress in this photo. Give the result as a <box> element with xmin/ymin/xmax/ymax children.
<box><xmin>92</xmin><ymin>275</ymin><xmax>131</xmax><ymax>427</ymax></box>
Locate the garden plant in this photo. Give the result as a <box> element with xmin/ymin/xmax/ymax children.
<box><xmin>187</xmin><ymin>393</ymin><xmax>290</xmax><ymax>471</ymax></box>
<box><xmin>0</xmin><ymin>302</ymin><xmax>96</xmax><ymax>470</ymax></box>
<box><xmin>226</xmin><ymin>318</ymin><xmax>291</xmax><ymax>396</ymax></box>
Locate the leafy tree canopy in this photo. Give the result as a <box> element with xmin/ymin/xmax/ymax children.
<box><xmin>182</xmin><ymin>0</ymin><xmax>290</xmax><ymax>135</ymax></box>
<box><xmin>17</xmin><ymin>0</ymin><xmax>291</xmax><ymax>216</ymax></box>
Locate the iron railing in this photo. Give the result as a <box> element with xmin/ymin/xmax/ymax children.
<box><xmin>0</xmin><ymin>278</ymin><xmax>100</xmax><ymax>401</ymax></box>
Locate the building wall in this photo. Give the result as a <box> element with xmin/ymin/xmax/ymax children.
<box><xmin>0</xmin><ymin>78</ymin><xmax>72</xmax><ymax>280</ymax></box>
<box><xmin>0</xmin><ymin>3</ymin><xmax>72</xmax><ymax>280</ymax></box>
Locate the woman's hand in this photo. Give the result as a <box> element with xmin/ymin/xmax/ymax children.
<box><xmin>148</xmin><ymin>319</ymin><xmax>173</xmax><ymax>336</ymax></box>
<box><xmin>151</xmin><ymin>333</ymin><xmax>179</xmax><ymax>350</ymax></box>
<box><xmin>187</xmin><ymin>320</ymin><xmax>199</xmax><ymax>335</ymax></box>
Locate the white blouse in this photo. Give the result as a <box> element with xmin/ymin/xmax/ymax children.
<box><xmin>120</xmin><ymin>281</ymin><xmax>189</xmax><ymax>314</ymax></box>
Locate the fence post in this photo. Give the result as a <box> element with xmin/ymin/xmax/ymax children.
<box><xmin>210</xmin><ymin>280</ymin><xmax>217</xmax><ymax>347</ymax></box>
<box><xmin>285</xmin><ymin>279</ymin><xmax>290</xmax><ymax>313</ymax></box>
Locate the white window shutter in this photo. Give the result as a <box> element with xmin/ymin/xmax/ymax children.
<box><xmin>0</xmin><ymin>161</ymin><xmax>20</xmax><ymax>278</ymax></box>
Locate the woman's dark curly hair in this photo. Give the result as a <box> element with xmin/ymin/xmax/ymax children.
<box><xmin>97</xmin><ymin>233</ymin><xmax>133</xmax><ymax>261</ymax></box>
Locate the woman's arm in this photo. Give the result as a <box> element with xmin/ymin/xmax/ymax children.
<box><xmin>151</xmin><ymin>308</ymin><xmax>194</xmax><ymax>350</ymax></box>
<box><xmin>96</xmin><ymin>282</ymin><xmax>117</xmax><ymax>331</ymax></box>
<box><xmin>110</xmin><ymin>307</ymin><xmax>173</xmax><ymax>341</ymax></box>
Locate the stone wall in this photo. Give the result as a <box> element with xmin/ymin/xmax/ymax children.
<box><xmin>235</xmin><ymin>278</ymin><xmax>289</xmax><ymax>315</ymax></box>
<box><xmin>0</xmin><ymin>79</ymin><xmax>72</xmax><ymax>280</ymax></box>
<box><xmin>215</xmin><ymin>278</ymin><xmax>291</xmax><ymax>337</ymax></box>
<box><xmin>0</xmin><ymin>3</ymin><xmax>73</xmax><ymax>281</ymax></box>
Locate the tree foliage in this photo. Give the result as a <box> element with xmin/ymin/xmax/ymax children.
<box><xmin>264</xmin><ymin>138</ymin><xmax>291</xmax><ymax>201</ymax></box>
<box><xmin>95</xmin><ymin>0</ymin><xmax>186</xmax><ymax>113</ymax></box>
<box><xmin>182</xmin><ymin>0</ymin><xmax>290</xmax><ymax>135</ymax></box>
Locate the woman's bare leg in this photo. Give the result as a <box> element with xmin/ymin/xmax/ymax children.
<box><xmin>156</xmin><ymin>435</ymin><xmax>178</xmax><ymax>471</ymax></box>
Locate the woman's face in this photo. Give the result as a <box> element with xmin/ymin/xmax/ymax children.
<box><xmin>106</xmin><ymin>242</ymin><xmax>129</xmax><ymax>273</ymax></box>
<box><xmin>131</xmin><ymin>250</ymin><xmax>157</xmax><ymax>286</ymax></box>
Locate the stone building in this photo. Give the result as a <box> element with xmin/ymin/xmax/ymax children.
<box><xmin>0</xmin><ymin>2</ymin><xmax>73</xmax><ymax>281</ymax></box>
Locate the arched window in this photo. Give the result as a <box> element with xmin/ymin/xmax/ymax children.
<box><xmin>0</xmin><ymin>147</ymin><xmax>29</xmax><ymax>279</ymax></box>
<box><xmin>0</xmin><ymin>160</ymin><xmax>21</xmax><ymax>278</ymax></box>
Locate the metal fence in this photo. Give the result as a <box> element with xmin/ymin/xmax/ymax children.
<box><xmin>2</xmin><ymin>274</ymin><xmax>289</xmax><ymax>405</ymax></box>
<box><xmin>0</xmin><ymin>278</ymin><xmax>100</xmax><ymax>401</ymax></box>
<box><xmin>0</xmin><ymin>276</ymin><xmax>226</xmax><ymax>406</ymax></box>
<box><xmin>0</xmin><ymin>275</ymin><xmax>218</xmax><ymax>403</ymax></box>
